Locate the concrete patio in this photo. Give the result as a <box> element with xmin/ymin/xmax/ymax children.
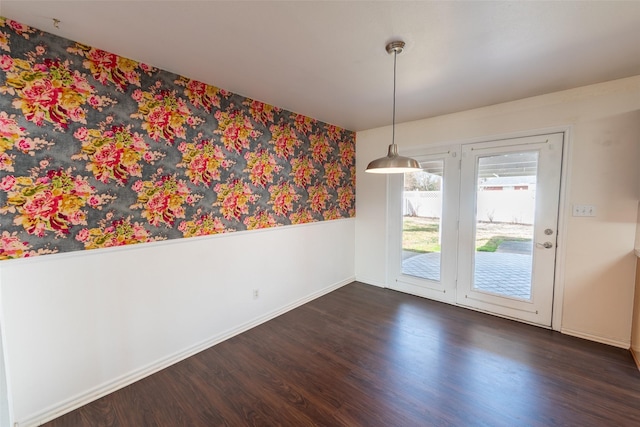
<box><xmin>402</xmin><ymin>240</ymin><xmax>533</xmax><ymax>300</ymax></box>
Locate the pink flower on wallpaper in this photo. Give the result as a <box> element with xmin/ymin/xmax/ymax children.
<box><xmin>71</xmin><ymin>124</ymin><xmax>164</xmax><ymax>185</ymax></box>
<box><xmin>214</xmin><ymin>178</ymin><xmax>258</xmax><ymax>221</ymax></box>
<box><xmin>177</xmin><ymin>137</ymin><xmax>233</xmax><ymax>187</ymax></box>
<box><xmin>323</xmin><ymin>161</ymin><xmax>344</xmax><ymax>188</ymax></box>
<box><xmin>268</xmin><ymin>182</ymin><xmax>300</xmax><ymax>217</ymax></box>
<box><xmin>0</xmin><ymin>167</ymin><xmax>113</xmax><ymax>237</ymax></box>
<box><xmin>337</xmin><ymin>186</ymin><xmax>355</xmax><ymax>211</ymax></box>
<box><xmin>2</xmin><ymin>58</ymin><xmax>115</xmax><ymax>130</ymax></box>
<box><xmin>243</xmin><ymin>99</ymin><xmax>278</xmax><ymax>125</ymax></box>
<box><xmin>214</xmin><ymin>108</ymin><xmax>260</xmax><ymax>154</ymax></box>
<box><xmin>179</xmin><ymin>211</ymin><xmax>228</xmax><ymax>238</ymax></box>
<box><xmin>309</xmin><ymin>134</ymin><xmax>334</xmax><ymax>164</ymax></box>
<box><xmin>175</xmin><ymin>77</ymin><xmax>227</xmax><ymax>113</ymax></box>
<box><xmin>2</xmin><ymin>18</ymin><xmax>35</xmax><ymax>38</ymax></box>
<box><xmin>307</xmin><ymin>184</ymin><xmax>330</xmax><ymax>213</ymax></box>
<box><xmin>0</xmin><ymin>175</ymin><xmax>16</xmax><ymax>191</ymax></box>
<box><xmin>290</xmin><ymin>208</ymin><xmax>315</xmax><ymax>225</ymax></box>
<box><xmin>68</xmin><ymin>43</ymin><xmax>155</xmax><ymax>91</ymax></box>
<box><xmin>323</xmin><ymin>206</ymin><xmax>342</xmax><ymax>221</ymax></box>
<box><xmin>0</xmin><ymin>55</ymin><xmax>13</xmax><ymax>70</ymax></box>
<box><xmin>244</xmin><ymin>149</ymin><xmax>281</xmax><ymax>188</ymax></box>
<box><xmin>0</xmin><ymin>111</ymin><xmax>53</xmax><ymax>171</ymax></box>
<box><xmin>325</xmin><ymin>124</ymin><xmax>343</xmax><ymax>142</ymax></box>
<box><xmin>76</xmin><ymin>216</ymin><xmax>165</xmax><ymax>249</ymax></box>
<box><xmin>290</xmin><ymin>156</ymin><xmax>317</xmax><ymax>188</ymax></box>
<box><xmin>130</xmin><ymin>172</ymin><xmax>202</xmax><ymax>227</ymax></box>
<box><xmin>339</xmin><ymin>139</ymin><xmax>356</xmax><ymax>167</ymax></box>
<box><xmin>290</xmin><ymin>113</ymin><xmax>315</xmax><ymax>135</ymax></box>
<box><xmin>269</xmin><ymin>124</ymin><xmax>301</xmax><ymax>159</ymax></box>
<box><xmin>131</xmin><ymin>86</ymin><xmax>203</xmax><ymax>144</ymax></box>
<box><xmin>244</xmin><ymin>210</ymin><xmax>277</xmax><ymax>230</ymax></box>
<box><xmin>0</xmin><ymin>230</ymin><xmax>56</xmax><ymax>259</ymax></box>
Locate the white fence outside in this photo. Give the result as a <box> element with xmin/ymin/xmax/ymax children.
<box><xmin>404</xmin><ymin>189</ymin><xmax>536</xmax><ymax>225</ymax></box>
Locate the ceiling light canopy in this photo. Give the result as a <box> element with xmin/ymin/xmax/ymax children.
<box><xmin>365</xmin><ymin>40</ymin><xmax>421</xmax><ymax>174</ymax></box>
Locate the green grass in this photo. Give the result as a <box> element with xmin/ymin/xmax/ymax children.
<box><xmin>403</xmin><ymin>217</ymin><xmax>532</xmax><ymax>254</ymax></box>
<box><xmin>476</xmin><ymin>236</ymin><xmax>530</xmax><ymax>252</ymax></box>
<box><xmin>402</xmin><ymin>217</ymin><xmax>441</xmax><ymax>253</ymax></box>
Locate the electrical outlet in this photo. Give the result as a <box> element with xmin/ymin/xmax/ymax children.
<box><xmin>252</xmin><ymin>289</ymin><xmax>259</xmax><ymax>299</ymax></box>
<box><xmin>572</xmin><ymin>204</ymin><xmax>596</xmax><ymax>217</ymax></box>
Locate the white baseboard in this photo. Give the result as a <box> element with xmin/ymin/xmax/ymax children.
<box><xmin>19</xmin><ymin>277</ymin><xmax>355</xmax><ymax>427</ymax></box>
<box><xmin>354</xmin><ymin>276</ymin><xmax>387</xmax><ymax>288</ymax></box>
<box><xmin>561</xmin><ymin>327</ymin><xmax>630</xmax><ymax>349</ymax></box>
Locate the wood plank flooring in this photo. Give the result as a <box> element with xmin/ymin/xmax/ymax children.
<box><xmin>44</xmin><ymin>282</ymin><xmax>640</xmax><ymax>426</ymax></box>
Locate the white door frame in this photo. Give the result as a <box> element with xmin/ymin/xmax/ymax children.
<box><xmin>387</xmin><ymin>147</ymin><xmax>460</xmax><ymax>305</ymax></box>
<box><xmin>387</xmin><ymin>127</ymin><xmax>572</xmax><ymax>331</ymax></box>
<box><xmin>456</xmin><ymin>133</ymin><xmax>563</xmax><ymax>326</ymax></box>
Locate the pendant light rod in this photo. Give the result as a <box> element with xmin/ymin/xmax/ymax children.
<box><xmin>365</xmin><ymin>40</ymin><xmax>421</xmax><ymax>174</ymax></box>
<box><xmin>391</xmin><ymin>43</ymin><xmax>397</xmax><ymax>148</ymax></box>
<box><xmin>387</xmin><ymin>40</ymin><xmax>403</xmax><ymax>149</ymax></box>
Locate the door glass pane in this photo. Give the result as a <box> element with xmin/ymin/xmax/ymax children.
<box><xmin>402</xmin><ymin>160</ymin><xmax>444</xmax><ymax>281</ymax></box>
<box><xmin>473</xmin><ymin>151</ymin><xmax>537</xmax><ymax>300</ymax></box>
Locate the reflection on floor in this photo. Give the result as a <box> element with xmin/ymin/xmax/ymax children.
<box><xmin>402</xmin><ymin>241</ymin><xmax>533</xmax><ymax>300</ymax></box>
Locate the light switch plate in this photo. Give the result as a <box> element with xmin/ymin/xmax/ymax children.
<box><xmin>572</xmin><ymin>204</ymin><xmax>596</xmax><ymax>217</ymax></box>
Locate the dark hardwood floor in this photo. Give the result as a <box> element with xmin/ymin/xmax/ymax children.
<box><xmin>44</xmin><ymin>282</ymin><xmax>640</xmax><ymax>426</ymax></box>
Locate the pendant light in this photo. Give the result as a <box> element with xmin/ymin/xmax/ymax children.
<box><xmin>365</xmin><ymin>40</ymin><xmax>421</xmax><ymax>174</ymax></box>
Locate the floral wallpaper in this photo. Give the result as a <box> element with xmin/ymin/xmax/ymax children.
<box><xmin>0</xmin><ymin>17</ymin><xmax>355</xmax><ymax>260</ymax></box>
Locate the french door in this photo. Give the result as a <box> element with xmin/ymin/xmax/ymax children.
<box><xmin>390</xmin><ymin>133</ymin><xmax>563</xmax><ymax>327</ymax></box>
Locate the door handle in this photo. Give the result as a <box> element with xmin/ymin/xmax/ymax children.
<box><xmin>536</xmin><ymin>242</ymin><xmax>553</xmax><ymax>249</ymax></box>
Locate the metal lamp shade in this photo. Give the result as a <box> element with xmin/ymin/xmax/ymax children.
<box><xmin>365</xmin><ymin>144</ymin><xmax>421</xmax><ymax>174</ymax></box>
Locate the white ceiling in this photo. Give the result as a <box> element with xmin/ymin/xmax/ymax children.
<box><xmin>2</xmin><ymin>1</ymin><xmax>640</xmax><ymax>131</ymax></box>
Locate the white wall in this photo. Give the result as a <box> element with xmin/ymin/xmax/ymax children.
<box><xmin>0</xmin><ymin>218</ymin><xmax>355</xmax><ymax>427</ymax></box>
<box><xmin>356</xmin><ymin>76</ymin><xmax>640</xmax><ymax>347</ymax></box>
<box><xmin>0</xmin><ymin>315</ymin><xmax>9</xmax><ymax>427</ymax></box>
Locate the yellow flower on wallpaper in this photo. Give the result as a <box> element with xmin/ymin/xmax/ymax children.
<box><xmin>269</xmin><ymin>124</ymin><xmax>301</xmax><ymax>159</ymax></box>
<box><xmin>2</xmin><ymin>57</ymin><xmax>115</xmax><ymax>130</ymax></box>
<box><xmin>244</xmin><ymin>148</ymin><xmax>281</xmax><ymax>188</ymax></box>
<box><xmin>177</xmin><ymin>136</ymin><xmax>234</xmax><ymax>187</ymax></box>
<box><xmin>72</xmin><ymin>123</ymin><xmax>164</xmax><ymax>185</ymax></box>
<box><xmin>176</xmin><ymin>76</ymin><xmax>229</xmax><ymax>113</ymax></box>
<box><xmin>131</xmin><ymin>171</ymin><xmax>202</xmax><ymax>227</ymax></box>
<box><xmin>0</xmin><ymin>166</ymin><xmax>114</xmax><ymax>237</ymax></box>
<box><xmin>214</xmin><ymin>178</ymin><xmax>258</xmax><ymax>221</ymax></box>
<box><xmin>0</xmin><ymin>111</ymin><xmax>53</xmax><ymax>171</ymax></box>
<box><xmin>214</xmin><ymin>107</ymin><xmax>261</xmax><ymax>153</ymax></box>
<box><xmin>309</xmin><ymin>134</ymin><xmax>333</xmax><ymax>163</ymax></box>
<box><xmin>244</xmin><ymin>210</ymin><xmax>277</xmax><ymax>230</ymax></box>
<box><xmin>290</xmin><ymin>156</ymin><xmax>317</xmax><ymax>188</ymax></box>
<box><xmin>131</xmin><ymin>82</ymin><xmax>204</xmax><ymax>144</ymax></box>
<box><xmin>178</xmin><ymin>210</ymin><xmax>229</xmax><ymax>238</ymax></box>
<box><xmin>243</xmin><ymin>99</ymin><xmax>278</xmax><ymax>125</ymax></box>
<box><xmin>268</xmin><ymin>181</ymin><xmax>301</xmax><ymax>217</ymax></box>
<box><xmin>0</xmin><ymin>230</ymin><xmax>57</xmax><ymax>259</ymax></box>
<box><xmin>76</xmin><ymin>214</ymin><xmax>165</xmax><ymax>250</ymax></box>
<box><xmin>289</xmin><ymin>208</ymin><xmax>316</xmax><ymax>225</ymax></box>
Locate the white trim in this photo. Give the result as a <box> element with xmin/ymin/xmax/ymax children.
<box><xmin>18</xmin><ymin>277</ymin><xmax>354</xmax><ymax>427</ymax></box>
<box><xmin>355</xmin><ymin>277</ymin><xmax>387</xmax><ymax>288</ymax></box>
<box><xmin>0</xmin><ymin>218</ymin><xmax>355</xmax><ymax>267</ymax></box>
<box><xmin>551</xmin><ymin>126</ymin><xmax>572</xmax><ymax>332</ymax></box>
<box><xmin>0</xmin><ymin>279</ymin><xmax>14</xmax><ymax>427</ymax></box>
<box><xmin>384</xmin><ymin>175</ymin><xmax>391</xmax><ymax>287</ymax></box>
<box><xmin>561</xmin><ymin>327</ymin><xmax>630</xmax><ymax>349</ymax></box>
